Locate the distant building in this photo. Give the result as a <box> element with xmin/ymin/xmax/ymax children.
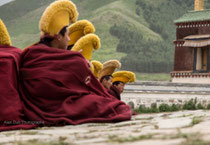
<box><xmin>171</xmin><ymin>0</ymin><xmax>210</xmax><ymax>84</ymax></box>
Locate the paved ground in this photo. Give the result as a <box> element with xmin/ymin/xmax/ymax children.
<box><xmin>122</xmin><ymin>82</ymin><xmax>210</xmax><ymax>108</ymax></box>
<box><xmin>125</xmin><ymin>81</ymin><xmax>210</xmax><ymax>94</ymax></box>
<box><xmin>1</xmin><ymin>110</ymin><xmax>210</xmax><ymax>145</ymax></box>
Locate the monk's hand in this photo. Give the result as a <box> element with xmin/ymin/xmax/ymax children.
<box><xmin>85</xmin><ymin>76</ymin><xmax>91</xmax><ymax>85</ymax></box>
<box><xmin>86</xmin><ymin>59</ymin><xmax>91</xmax><ymax>68</ymax></box>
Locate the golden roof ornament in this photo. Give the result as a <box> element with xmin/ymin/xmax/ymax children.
<box><xmin>194</xmin><ymin>0</ymin><xmax>204</xmax><ymax>11</ymax></box>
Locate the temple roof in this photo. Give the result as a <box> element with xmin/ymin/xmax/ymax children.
<box><xmin>175</xmin><ymin>9</ymin><xmax>210</xmax><ymax>23</ymax></box>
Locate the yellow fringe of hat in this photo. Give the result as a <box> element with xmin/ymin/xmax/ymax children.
<box><xmin>90</xmin><ymin>60</ymin><xmax>103</xmax><ymax>78</ymax></box>
<box><xmin>68</xmin><ymin>20</ymin><xmax>95</xmax><ymax>46</ymax></box>
<box><xmin>99</xmin><ymin>60</ymin><xmax>121</xmax><ymax>80</ymax></box>
<box><xmin>0</xmin><ymin>19</ymin><xmax>11</xmax><ymax>46</ymax></box>
<box><xmin>39</xmin><ymin>0</ymin><xmax>78</xmax><ymax>36</ymax></box>
<box><xmin>112</xmin><ymin>71</ymin><xmax>136</xmax><ymax>84</ymax></box>
<box><xmin>71</xmin><ymin>34</ymin><xmax>100</xmax><ymax>60</ymax></box>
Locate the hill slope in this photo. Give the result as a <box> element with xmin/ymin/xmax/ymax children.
<box><xmin>0</xmin><ymin>0</ymin><xmax>204</xmax><ymax>72</ymax></box>
<box><xmin>0</xmin><ymin>0</ymin><xmax>162</xmax><ymax>62</ymax></box>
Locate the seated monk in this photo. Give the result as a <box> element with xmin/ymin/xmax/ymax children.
<box><xmin>19</xmin><ymin>0</ymin><xmax>131</xmax><ymax>127</ymax></box>
<box><xmin>108</xmin><ymin>81</ymin><xmax>123</xmax><ymax>101</ymax></box>
<box><xmin>99</xmin><ymin>60</ymin><xmax>121</xmax><ymax>90</ymax></box>
<box><xmin>109</xmin><ymin>71</ymin><xmax>137</xmax><ymax>115</ymax></box>
<box><xmin>109</xmin><ymin>71</ymin><xmax>136</xmax><ymax>100</ymax></box>
<box><xmin>71</xmin><ymin>33</ymin><xmax>100</xmax><ymax>68</ymax></box>
<box><xmin>90</xmin><ymin>60</ymin><xmax>103</xmax><ymax>80</ymax></box>
<box><xmin>67</xmin><ymin>19</ymin><xmax>95</xmax><ymax>50</ymax></box>
<box><xmin>0</xmin><ymin>19</ymin><xmax>36</xmax><ymax>132</ymax></box>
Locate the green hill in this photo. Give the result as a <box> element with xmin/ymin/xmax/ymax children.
<box><xmin>0</xmin><ymin>0</ymin><xmax>162</xmax><ymax>62</ymax></box>
<box><xmin>0</xmin><ymin>0</ymin><xmax>206</xmax><ymax>72</ymax></box>
<box><xmin>86</xmin><ymin>0</ymin><xmax>162</xmax><ymax>61</ymax></box>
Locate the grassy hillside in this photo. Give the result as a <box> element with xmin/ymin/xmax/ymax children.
<box><xmin>1</xmin><ymin>0</ymin><xmax>205</xmax><ymax>72</ymax></box>
<box><xmin>88</xmin><ymin>0</ymin><xmax>162</xmax><ymax>61</ymax></box>
<box><xmin>0</xmin><ymin>0</ymin><xmax>54</xmax><ymax>48</ymax></box>
<box><xmin>0</xmin><ymin>0</ymin><xmax>163</xmax><ymax>63</ymax></box>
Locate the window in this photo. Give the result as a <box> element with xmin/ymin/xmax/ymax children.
<box><xmin>195</xmin><ymin>47</ymin><xmax>207</xmax><ymax>71</ymax></box>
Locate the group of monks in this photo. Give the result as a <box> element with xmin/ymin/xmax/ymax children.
<box><xmin>0</xmin><ymin>0</ymin><xmax>136</xmax><ymax>132</ymax></box>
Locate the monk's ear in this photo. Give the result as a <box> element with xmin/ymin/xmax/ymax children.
<box><xmin>101</xmin><ymin>78</ymin><xmax>106</xmax><ymax>84</ymax></box>
<box><xmin>55</xmin><ymin>34</ymin><xmax>62</xmax><ymax>41</ymax></box>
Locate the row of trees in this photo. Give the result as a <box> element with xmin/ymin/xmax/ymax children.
<box><xmin>109</xmin><ymin>0</ymin><xmax>197</xmax><ymax>73</ymax></box>
<box><xmin>110</xmin><ymin>24</ymin><xmax>173</xmax><ymax>73</ymax></box>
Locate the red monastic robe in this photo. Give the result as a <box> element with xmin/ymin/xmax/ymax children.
<box><xmin>0</xmin><ymin>46</ymin><xmax>36</xmax><ymax>132</ymax></box>
<box><xmin>108</xmin><ymin>85</ymin><xmax>121</xmax><ymax>100</ymax></box>
<box><xmin>19</xmin><ymin>44</ymin><xmax>131</xmax><ymax>126</ymax></box>
<box><xmin>108</xmin><ymin>85</ymin><xmax>138</xmax><ymax>115</ymax></box>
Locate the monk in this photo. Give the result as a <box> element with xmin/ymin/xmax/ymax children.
<box><xmin>19</xmin><ymin>0</ymin><xmax>131</xmax><ymax>127</ymax></box>
<box><xmin>100</xmin><ymin>75</ymin><xmax>114</xmax><ymax>90</ymax></box>
<box><xmin>90</xmin><ymin>60</ymin><xmax>103</xmax><ymax>80</ymax></box>
<box><xmin>109</xmin><ymin>71</ymin><xmax>136</xmax><ymax>101</ymax></box>
<box><xmin>109</xmin><ymin>71</ymin><xmax>137</xmax><ymax>115</ymax></box>
<box><xmin>99</xmin><ymin>60</ymin><xmax>121</xmax><ymax>91</ymax></box>
<box><xmin>108</xmin><ymin>81</ymin><xmax>124</xmax><ymax>100</ymax></box>
<box><xmin>0</xmin><ymin>19</ymin><xmax>36</xmax><ymax>132</ymax></box>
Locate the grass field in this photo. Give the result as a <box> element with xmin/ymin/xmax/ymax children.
<box><xmin>135</xmin><ymin>72</ymin><xmax>171</xmax><ymax>81</ymax></box>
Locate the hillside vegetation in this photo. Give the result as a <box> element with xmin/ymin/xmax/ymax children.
<box><xmin>1</xmin><ymin>0</ymin><xmax>209</xmax><ymax>72</ymax></box>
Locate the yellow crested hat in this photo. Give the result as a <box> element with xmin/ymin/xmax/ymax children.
<box><xmin>68</xmin><ymin>20</ymin><xmax>95</xmax><ymax>46</ymax></box>
<box><xmin>0</xmin><ymin>19</ymin><xmax>11</xmax><ymax>46</ymax></box>
<box><xmin>99</xmin><ymin>60</ymin><xmax>121</xmax><ymax>80</ymax></box>
<box><xmin>112</xmin><ymin>71</ymin><xmax>136</xmax><ymax>84</ymax></box>
<box><xmin>39</xmin><ymin>0</ymin><xmax>78</xmax><ymax>36</ymax></box>
<box><xmin>71</xmin><ymin>34</ymin><xmax>100</xmax><ymax>60</ymax></box>
<box><xmin>90</xmin><ymin>60</ymin><xmax>103</xmax><ymax>78</ymax></box>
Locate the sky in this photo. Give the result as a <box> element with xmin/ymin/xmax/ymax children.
<box><xmin>0</xmin><ymin>0</ymin><xmax>14</xmax><ymax>6</ymax></box>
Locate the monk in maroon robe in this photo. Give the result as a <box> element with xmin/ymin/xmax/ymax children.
<box><xmin>110</xmin><ymin>71</ymin><xmax>138</xmax><ymax>115</ymax></box>
<box><xmin>19</xmin><ymin>43</ymin><xmax>131</xmax><ymax>126</ymax></box>
<box><xmin>0</xmin><ymin>46</ymin><xmax>37</xmax><ymax>132</ymax></box>
<box><xmin>17</xmin><ymin>0</ymin><xmax>131</xmax><ymax>127</ymax></box>
<box><xmin>0</xmin><ymin>18</ymin><xmax>36</xmax><ymax>131</ymax></box>
<box><xmin>108</xmin><ymin>84</ymin><xmax>121</xmax><ymax>100</ymax></box>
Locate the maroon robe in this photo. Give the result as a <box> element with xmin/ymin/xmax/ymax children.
<box><xmin>0</xmin><ymin>46</ymin><xmax>36</xmax><ymax>132</ymax></box>
<box><xmin>108</xmin><ymin>85</ymin><xmax>138</xmax><ymax>115</ymax></box>
<box><xmin>108</xmin><ymin>85</ymin><xmax>121</xmax><ymax>100</ymax></box>
<box><xmin>19</xmin><ymin>44</ymin><xmax>131</xmax><ymax>126</ymax></box>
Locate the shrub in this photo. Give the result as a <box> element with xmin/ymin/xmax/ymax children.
<box><xmin>150</xmin><ymin>103</ymin><xmax>159</xmax><ymax>113</ymax></box>
<box><xmin>135</xmin><ymin>99</ymin><xmax>207</xmax><ymax>114</ymax></box>
<box><xmin>170</xmin><ymin>104</ymin><xmax>181</xmax><ymax>112</ymax></box>
<box><xmin>183</xmin><ymin>99</ymin><xmax>197</xmax><ymax>110</ymax></box>
<box><xmin>135</xmin><ymin>104</ymin><xmax>159</xmax><ymax>114</ymax></box>
<box><xmin>207</xmin><ymin>103</ymin><xmax>210</xmax><ymax>110</ymax></box>
<box><xmin>159</xmin><ymin>104</ymin><xmax>170</xmax><ymax>112</ymax></box>
<box><xmin>197</xmin><ymin>103</ymin><xmax>204</xmax><ymax>110</ymax></box>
